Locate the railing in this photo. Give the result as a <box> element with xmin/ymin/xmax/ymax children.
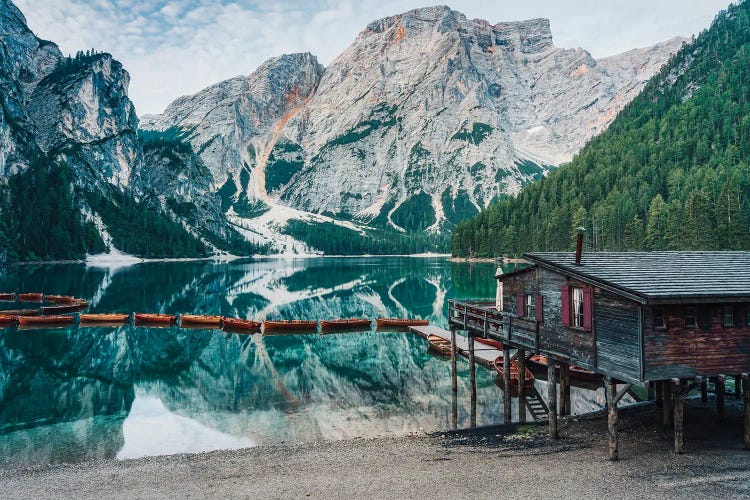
<box><xmin>448</xmin><ymin>299</ymin><xmax>504</xmax><ymax>337</ymax></box>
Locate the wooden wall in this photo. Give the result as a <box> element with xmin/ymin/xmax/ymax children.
<box><xmin>644</xmin><ymin>304</ymin><xmax>750</xmax><ymax>379</ymax></box>
<box><xmin>594</xmin><ymin>289</ymin><xmax>642</xmax><ymax>381</ymax></box>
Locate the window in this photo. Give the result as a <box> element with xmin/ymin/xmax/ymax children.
<box><xmin>685</xmin><ymin>306</ymin><xmax>697</xmax><ymax>328</ymax></box>
<box><xmin>572</xmin><ymin>287</ymin><xmax>584</xmax><ymax>328</ymax></box>
<box><xmin>723</xmin><ymin>305</ymin><xmax>735</xmax><ymax>327</ymax></box>
<box><xmin>653</xmin><ymin>308</ymin><xmax>666</xmax><ymax>329</ymax></box>
<box><xmin>525</xmin><ymin>294</ymin><xmax>535</xmax><ymax>318</ymax></box>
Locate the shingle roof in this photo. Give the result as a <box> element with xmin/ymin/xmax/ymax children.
<box><xmin>524</xmin><ymin>251</ymin><xmax>750</xmax><ymax>302</ymax></box>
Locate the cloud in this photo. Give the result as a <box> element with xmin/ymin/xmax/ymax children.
<box><xmin>14</xmin><ymin>0</ymin><xmax>732</xmax><ymax>115</ymax></box>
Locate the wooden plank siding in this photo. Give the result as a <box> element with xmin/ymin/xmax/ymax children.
<box><xmin>594</xmin><ymin>289</ymin><xmax>642</xmax><ymax>381</ymax></box>
<box><xmin>644</xmin><ymin>304</ymin><xmax>750</xmax><ymax>379</ymax></box>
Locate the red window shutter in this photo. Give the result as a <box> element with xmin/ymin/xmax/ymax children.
<box><xmin>535</xmin><ymin>295</ymin><xmax>544</xmax><ymax>321</ymax></box>
<box><xmin>561</xmin><ymin>286</ymin><xmax>570</xmax><ymax>326</ymax></box>
<box><xmin>583</xmin><ymin>287</ymin><xmax>593</xmax><ymax>331</ymax></box>
<box><xmin>517</xmin><ymin>294</ymin><xmax>525</xmax><ymax>317</ymax></box>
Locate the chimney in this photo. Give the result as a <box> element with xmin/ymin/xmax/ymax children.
<box><xmin>575</xmin><ymin>226</ymin><xmax>585</xmax><ymax>265</ymax></box>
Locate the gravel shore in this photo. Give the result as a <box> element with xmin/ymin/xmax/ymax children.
<box><xmin>2</xmin><ymin>399</ymin><xmax>749</xmax><ymax>499</ymax></box>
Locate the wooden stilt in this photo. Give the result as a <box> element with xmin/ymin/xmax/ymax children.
<box><xmin>701</xmin><ymin>379</ymin><xmax>708</xmax><ymax>404</ymax></box>
<box><xmin>743</xmin><ymin>373</ymin><xmax>750</xmax><ymax>450</ymax></box>
<box><xmin>517</xmin><ymin>349</ymin><xmax>526</xmax><ymax>423</ymax></box>
<box><xmin>656</xmin><ymin>380</ymin><xmax>663</xmax><ymax>409</ymax></box>
<box><xmin>503</xmin><ymin>346</ymin><xmax>511</xmax><ymax>424</ymax></box>
<box><xmin>647</xmin><ymin>381</ymin><xmax>655</xmax><ymax>401</ymax></box>
<box><xmin>606</xmin><ymin>377</ymin><xmax>618</xmax><ymax>461</ymax></box>
<box><xmin>559</xmin><ymin>362</ymin><xmax>571</xmax><ymax>416</ymax></box>
<box><xmin>673</xmin><ymin>379</ymin><xmax>685</xmax><ymax>454</ymax></box>
<box><xmin>468</xmin><ymin>331</ymin><xmax>476</xmax><ymax>428</ymax></box>
<box><xmin>736</xmin><ymin>375</ymin><xmax>742</xmax><ymax>400</ymax></box>
<box><xmin>451</xmin><ymin>387</ymin><xmax>458</xmax><ymax>431</ymax></box>
<box><xmin>716</xmin><ymin>376</ymin><xmax>725</xmax><ymax>421</ymax></box>
<box><xmin>548</xmin><ymin>360</ymin><xmax>558</xmax><ymax>439</ymax></box>
<box><xmin>662</xmin><ymin>381</ymin><xmax>674</xmax><ymax>428</ymax></box>
<box><xmin>450</xmin><ymin>327</ymin><xmax>457</xmax><ymax>394</ymax></box>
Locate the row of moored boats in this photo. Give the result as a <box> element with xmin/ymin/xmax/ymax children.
<box><xmin>0</xmin><ymin>293</ymin><xmax>429</xmax><ymax>332</ymax></box>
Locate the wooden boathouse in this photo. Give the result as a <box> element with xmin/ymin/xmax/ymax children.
<box><xmin>448</xmin><ymin>250</ymin><xmax>750</xmax><ymax>459</ymax></box>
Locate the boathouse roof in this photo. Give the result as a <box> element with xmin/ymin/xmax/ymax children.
<box><xmin>523</xmin><ymin>251</ymin><xmax>750</xmax><ymax>303</ymax></box>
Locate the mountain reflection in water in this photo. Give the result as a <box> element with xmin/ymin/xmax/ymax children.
<box><xmin>0</xmin><ymin>257</ymin><xmax>609</xmax><ymax>468</ymax></box>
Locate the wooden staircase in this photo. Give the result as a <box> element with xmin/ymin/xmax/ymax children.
<box><xmin>524</xmin><ymin>387</ymin><xmax>549</xmax><ymax>421</ymax></box>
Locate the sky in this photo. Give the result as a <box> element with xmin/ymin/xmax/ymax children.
<box><xmin>15</xmin><ymin>0</ymin><xmax>734</xmax><ymax>116</ymax></box>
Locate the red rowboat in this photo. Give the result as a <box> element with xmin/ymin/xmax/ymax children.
<box><xmin>0</xmin><ymin>315</ymin><xmax>19</xmax><ymax>326</ymax></box>
<box><xmin>1</xmin><ymin>309</ymin><xmax>39</xmax><ymax>316</ymax></box>
<box><xmin>42</xmin><ymin>302</ymin><xmax>87</xmax><ymax>315</ymax></box>
<box><xmin>80</xmin><ymin>313</ymin><xmax>130</xmax><ymax>324</ymax></box>
<box><xmin>134</xmin><ymin>313</ymin><xmax>177</xmax><ymax>326</ymax></box>
<box><xmin>18</xmin><ymin>293</ymin><xmax>43</xmax><ymax>303</ymax></box>
<box><xmin>320</xmin><ymin>318</ymin><xmax>371</xmax><ymax>331</ymax></box>
<box><xmin>44</xmin><ymin>295</ymin><xmax>75</xmax><ymax>304</ymax></box>
<box><xmin>375</xmin><ymin>318</ymin><xmax>429</xmax><ymax>329</ymax></box>
<box><xmin>180</xmin><ymin>314</ymin><xmax>223</xmax><ymax>328</ymax></box>
<box><xmin>263</xmin><ymin>320</ymin><xmax>318</xmax><ymax>333</ymax></box>
<box><xmin>494</xmin><ymin>358</ymin><xmax>535</xmax><ymax>390</ymax></box>
<box><xmin>475</xmin><ymin>337</ymin><xmax>503</xmax><ymax>350</ymax></box>
<box><xmin>527</xmin><ymin>354</ymin><xmax>601</xmax><ymax>381</ymax></box>
<box><xmin>0</xmin><ymin>293</ymin><xmax>15</xmax><ymax>301</ymax></box>
<box><xmin>18</xmin><ymin>315</ymin><xmax>74</xmax><ymax>326</ymax></box>
<box><xmin>222</xmin><ymin>317</ymin><xmax>262</xmax><ymax>333</ymax></box>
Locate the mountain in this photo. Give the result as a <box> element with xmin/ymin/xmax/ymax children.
<box><xmin>451</xmin><ymin>1</ymin><xmax>750</xmax><ymax>257</ymax></box>
<box><xmin>0</xmin><ymin>0</ymin><xmax>265</xmax><ymax>261</ymax></box>
<box><xmin>141</xmin><ymin>6</ymin><xmax>685</xmax><ymax>251</ymax></box>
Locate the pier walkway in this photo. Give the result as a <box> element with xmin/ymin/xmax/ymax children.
<box><xmin>409</xmin><ymin>325</ymin><xmax>502</xmax><ymax>369</ymax></box>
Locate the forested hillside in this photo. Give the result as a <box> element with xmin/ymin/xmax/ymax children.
<box><xmin>452</xmin><ymin>2</ymin><xmax>750</xmax><ymax>257</ymax></box>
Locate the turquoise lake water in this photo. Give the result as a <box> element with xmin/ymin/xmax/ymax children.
<box><xmin>0</xmin><ymin>257</ymin><xmax>611</xmax><ymax>468</ymax></box>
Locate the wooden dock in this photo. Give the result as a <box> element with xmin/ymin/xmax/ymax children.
<box><xmin>409</xmin><ymin>325</ymin><xmax>502</xmax><ymax>369</ymax></box>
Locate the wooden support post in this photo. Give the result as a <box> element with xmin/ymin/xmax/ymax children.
<box><xmin>716</xmin><ymin>376</ymin><xmax>725</xmax><ymax>421</ymax></box>
<box><xmin>673</xmin><ymin>379</ymin><xmax>685</xmax><ymax>454</ymax></box>
<box><xmin>502</xmin><ymin>346</ymin><xmax>511</xmax><ymax>424</ymax></box>
<box><xmin>736</xmin><ymin>375</ymin><xmax>742</xmax><ymax>400</ymax></box>
<box><xmin>701</xmin><ymin>379</ymin><xmax>708</xmax><ymax>404</ymax></box>
<box><xmin>662</xmin><ymin>381</ymin><xmax>673</xmax><ymax>428</ymax></box>
<box><xmin>451</xmin><ymin>388</ymin><xmax>458</xmax><ymax>431</ymax></box>
<box><xmin>743</xmin><ymin>373</ymin><xmax>750</xmax><ymax>450</ymax></box>
<box><xmin>656</xmin><ymin>380</ymin><xmax>663</xmax><ymax>409</ymax></box>
<box><xmin>517</xmin><ymin>350</ymin><xmax>526</xmax><ymax>423</ymax></box>
<box><xmin>559</xmin><ymin>362</ymin><xmax>571</xmax><ymax>417</ymax></box>
<box><xmin>606</xmin><ymin>377</ymin><xmax>618</xmax><ymax>461</ymax></box>
<box><xmin>450</xmin><ymin>327</ymin><xmax>457</xmax><ymax>394</ymax></box>
<box><xmin>647</xmin><ymin>381</ymin><xmax>655</xmax><ymax>401</ymax></box>
<box><xmin>548</xmin><ymin>360</ymin><xmax>558</xmax><ymax>439</ymax></box>
<box><xmin>468</xmin><ymin>331</ymin><xmax>476</xmax><ymax>428</ymax></box>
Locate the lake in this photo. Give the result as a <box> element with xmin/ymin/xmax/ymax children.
<box><xmin>0</xmin><ymin>257</ymin><xmax>614</xmax><ymax>468</ymax></box>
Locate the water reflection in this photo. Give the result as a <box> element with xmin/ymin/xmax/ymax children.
<box><xmin>0</xmin><ymin>257</ymin><xmax>607</xmax><ymax>468</ymax></box>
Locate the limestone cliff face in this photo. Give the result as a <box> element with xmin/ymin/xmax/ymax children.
<box><xmin>142</xmin><ymin>6</ymin><xmax>685</xmax><ymax>239</ymax></box>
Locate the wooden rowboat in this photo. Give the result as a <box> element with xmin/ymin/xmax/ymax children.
<box><xmin>180</xmin><ymin>314</ymin><xmax>223</xmax><ymax>328</ymax></box>
<box><xmin>222</xmin><ymin>318</ymin><xmax>262</xmax><ymax>333</ymax></box>
<box><xmin>263</xmin><ymin>320</ymin><xmax>318</xmax><ymax>332</ymax></box>
<box><xmin>375</xmin><ymin>318</ymin><xmax>429</xmax><ymax>328</ymax></box>
<box><xmin>42</xmin><ymin>302</ymin><xmax>88</xmax><ymax>315</ymax></box>
<box><xmin>1</xmin><ymin>309</ymin><xmax>40</xmax><ymax>316</ymax></box>
<box><xmin>18</xmin><ymin>293</ymin><xmax>43</xmax><ymax>303</ymax></box>
<box><xmin>527</xmin><ymin>355</ymin><xmax>601</xmax><ymax>382</ymax></box>
<box><xmin>80</xmin><ymin>313</ymin><xmax>130</xmax><ymax>324</ymax></box>
<box><xmin>0</xmin><ymin>293</ymin><xmax>16</xmax><ymax>301</ymax></box>
<box><xmin>320</xmin><ymin>318</ymin><xmax>371</xmax><ymax>330</ymax></box>
<box><xmin>0</xmin><ymin>314</ymin><xmax>19</xmax><ymax>326</ymax></box>
<box><xmin>494</xmin><ymin>358</ymin><xmax>535</xmax><ymax>390</ymax></box>
<box><xmin>134</xmin><ymin>313</ymin><xmax>176</xmax><ymax>326</ymax></box>
<box><xmin>427</xmin><ymin>334</ymin><xmax>453</xmax><ymax>356</ymax></box>
<box><xmin>18</xmin><ymin>315</ymin><xmax>74</xmax><ymax>326</ymax></box>
<box><xmin>44</xmin><ymin>295</ymin><xmax>75</xmax><ymax>304</ymax></box>
<box><xmin>475</xmin><ymin>337</ymin><xmax>503</xmax><ymax>350</ymax></box>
